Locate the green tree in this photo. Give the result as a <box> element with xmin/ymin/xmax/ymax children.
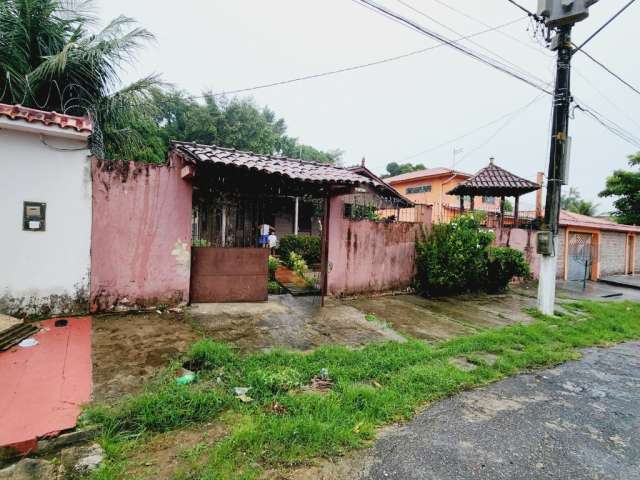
<box><xmin>561</xmin><ymin>187</ymin><xmax>598</xmax><ymax>216</ymax></box>
<box><xmin>599</xmin><ymin>153</ymin><xmax>640</xmax><ymax>225</ymax></box>
<box><xmin>383</xmin><ymin>162</ymin><xmax>426</xmax><ymax>178</ymax></box>
<box><xmin>0</xmin><ymin>0</ymin><xmax>160</xmax><ymax>159</ymax></box>
<box><xmin>150</xmin><ymin>89</ymin><xmax>341</xmax><ymax>163</ymax></box>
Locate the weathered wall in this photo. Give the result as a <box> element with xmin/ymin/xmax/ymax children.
<box><xmin>599</xmin><ymin>231</ymin><xmax>627</xmax><ymax>276</ymax></box>
<box><xmin>327</xmin><ymin>195</ymin><xmax>429</xmax><ymax>296</ymax></box>
<box><xmin>556</xmin><ymin>228</ymin><xmax>566</xmax><ymax>279</ymax></box>
<box><xmin>90</xmin><ymin>157</ymin><xmax>192</xmax><ymax>311</ymax></box>
<box><xmin>0</xmin><ymin>129</ymin><xmax>92</xmax><ymax>316</ymax></box>
<box><xmin>636</xmin><ymin>235</ymin><xmax>640</xmax><ymax>274</ymax></box>
<box><xmin>492</xmin><ymin>227</ymin><xmax>540</xmax><ymax>278</ymax></box>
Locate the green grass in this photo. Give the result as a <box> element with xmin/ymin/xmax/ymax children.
<box><xmin>87</xmin><ymin>300</ymin><xmax>640</xmax><ymax>479</ymax></box>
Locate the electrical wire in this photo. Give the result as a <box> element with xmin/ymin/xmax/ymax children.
<box><xmin>400</xmin><ymin>94</ymin><xmax>545</xmax><ymax>161</ymax></box>
<box><xmin>505</xmin><ymin>0</ymin><xmax>544</xmax><ymax>22</ymax></box>
<box><xmin>204</xmin><ymin>17</ymin><xmax>525</xmax><ymax>98</ymax></box>
<box><xmin>574</xmin><ymin>48</ymin><xmax>640</xmax><ymax>97</ymax></box>
<box><xmin>455</xmin><ymin>93</ymin><xmax>545</xmax><ymax>165</ymax></box>
<box><xmin>575</xmin><ymin>103</ymin><xmax>640</xmax><ymax>149</ymax></box>
<box><xmin>572</xmin><ymin>0</ymin><xmax>637</xmax><ymax>54</ymax></box>
<box><xmin>394</xmin><ymin>0</ymin><xmax>550</xmax><ymax>87</ymax></box>
<box><xmin>428</xmin><ymin>0</ymin><xmax>552</xmax><ymax>57</ymax></box>
<box><xmin>351</xmin><ymin>0</ymin><xmax>553</xmax><ymax>94</ymax></box>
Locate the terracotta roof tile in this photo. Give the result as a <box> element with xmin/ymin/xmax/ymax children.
<box><xmin>448</xmin><ymin>162</ymin><xmax>539</xmax><ymax>196</ymax></box>
<box><xmin>560</xmin><ymin>210</ymin><xmax>640</xmax><ymax>233</ymax></box>
<box><xmin>385</xmin><ymin>167</ymin><xmax>470</xmax><ymax>184</ymax></box>
<box><xmin>172</xmin><ymin>142</ymin><xmax>376</xmax><ymax>187</ymax></box>
<box><xmin>0</xmin><ymin>103</ymin><xmax>93</xmax><ymax>133</ymax></box>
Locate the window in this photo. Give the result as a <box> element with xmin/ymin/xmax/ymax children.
<box><xmin>483</xmin><ymin>196</ymin><xmax>496</xmax><ymax>204</ymax></box>
<box><xmin>406</xmin><ymin>185</ymin><xmax>432</xmax><ymax>194</ymax></box>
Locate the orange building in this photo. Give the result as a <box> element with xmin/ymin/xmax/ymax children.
<box><xmin>385</xmin><ymin>167</ymin><xmax>498</xmax><ymax>222</ymax></box>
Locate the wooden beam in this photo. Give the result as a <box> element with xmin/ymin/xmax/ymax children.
<box><xmin>470</xmin><ymin>196</ymin><xmax>475</xmax><ymax>212</ymax></box>
<box><xmin>500</xmin><ymin>196</ymin><xmax>505</xmax><ymax>229</ymax></box>
<box><xmin>459</xmin><ymin>195</ymin><xmax>464</xmax><ymax>214</ymax></box>
<box><xmin>514</xmin><ymin>195</ymin><xmax>520</xmax><ymax>227</ymax></box>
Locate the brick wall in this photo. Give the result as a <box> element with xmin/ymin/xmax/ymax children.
<box><xmin>599</xmin><ymin>231</ymin><xmax>627</xmax><ymax>276</ymax></box>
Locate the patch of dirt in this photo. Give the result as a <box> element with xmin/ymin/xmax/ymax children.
<box><xmin>191</xmin><ymin>296</ymin><xmax>402</xmax><ymax>352</ymax></box>
<box><xmin>92</xmin><ymin>312</ymin><xmax>201</xmax><ymax>402</ymax></box>
<box><xmin>125</xmin><ymin>422</ymin><xmax>228</xmax><ymax>480</ymax></box>
<box><xmin>346</xmin><ymin>292</ymin><xmax>537</xmax><ymax>342</ymax></box>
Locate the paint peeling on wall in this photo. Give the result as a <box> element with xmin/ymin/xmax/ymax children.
<box><xmin>172</xmin><ymin>240</ymin><xmax>191</xmax><ymax>278</ymax></box>
<box><xmin>327</xmin><ymin>195</ymin><xmax>430</xmax><ymax>296</ymax></box>
<box><xmin>90</xmin><ymin>157</ymin><xmax>193</xmax><ymax>312</ymax></box>
<box><xmin>0</xmin><ymin>278</ymin><xmax>89</xmax><ymax>319</ymax></box>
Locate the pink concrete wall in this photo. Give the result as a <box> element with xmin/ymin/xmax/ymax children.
<box><xmin>90</xmin><ymin>157</ymin><xmax>192</xmax><ymax>311</ymax></box>
<box><xmin>491</xmin><ymin>227</ymin><xmax>540</xmax><ymax>278</ymax></box>
<box><xmin>327</xmin><ymin>195</ymin><xmax>430</xmax><ymax>296</ymax></box>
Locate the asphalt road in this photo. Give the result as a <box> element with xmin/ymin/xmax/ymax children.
<box><xmin>365</xmin><ymin>342</ymin><xmax>640</xmax><ymax>480</ymax></box>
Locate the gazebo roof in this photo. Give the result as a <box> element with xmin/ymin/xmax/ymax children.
<box><xmin>447</xmin><ymin>159</ymin><xmax>540</xmax><ymax>197</ymax></box>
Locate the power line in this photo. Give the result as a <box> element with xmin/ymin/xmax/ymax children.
<box><xmin>428</xmin><ymin>0</ymin><xmax>553</xmax><ymax>57</ymax></box>
<box><xmin>455</xmin><ymin>93</ymin><xmax>545</xmax><ymax>165</ymax></box>
<box><xmin>352</xmin><ymin>0</ymin><xmax>553</xmax><ymax>94</ymax></box>
<box><xmin>203</xmin><ymin>17</ymin><xmax>525</xmax><ymax>98</ymax></box>
<box><xmin>401</xmin><ymin>94</ymin><xmax>545</xmax><ymax>161</ymax></box>
<box><xmin>575</xmin><ymin>103</ymin><xmax>640</xmax><ymax>149</ymax></box>
<box><xmin>574</xmin><ymin>48</ymin><xmax>640</xmax><ymax>97</ymax></box>
<box><xmin>573</xmin><ymin>0</ymin><xmax>637</xmax><ymax>54</ymax></box>
<box><xmin>505</xmin><ymin>0</ymin><xmax>544</xmax><ymax>22</ymax></box>
<box><xmin>394</xmin><ymin>0</ymin><xmax>549</xmax><ymax>87</ymax></box>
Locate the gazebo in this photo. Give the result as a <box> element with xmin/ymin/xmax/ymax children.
<box><xmin>447</xmin><ymin>158</ymin><xmax>540</xmax><ymax>227</ymax></box>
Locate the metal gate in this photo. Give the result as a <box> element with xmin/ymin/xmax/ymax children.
<box><xmin>190</xmin><ymin>247</ymin><xmax>268</xmax><ymax>302</ymax></box>
<box><xmin>567</xmin><ymin>233</ymin><xmax>594</xmax><ymax>282</ymax></box>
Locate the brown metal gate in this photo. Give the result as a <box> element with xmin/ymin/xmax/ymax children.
<box><xmin>190</xmin><ymin>247</ymin><xmax>268</xmax><ymax>302</ymax></box>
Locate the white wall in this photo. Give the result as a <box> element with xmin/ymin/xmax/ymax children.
<box><xmin>0</xmin><ymin>128</ymin><xmax>92</xmax><ymax>315</ymax></box>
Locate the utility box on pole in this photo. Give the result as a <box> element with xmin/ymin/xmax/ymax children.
<box><xmin>538</xmin><ymin>0</ymin><xmax>599</xmax><ymax>27</ymax></box>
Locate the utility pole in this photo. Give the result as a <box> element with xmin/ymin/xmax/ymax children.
<box><xmin>537</xmin><ymin>0</ymin><xmax>598</xmax><ymax>315</ymax></box>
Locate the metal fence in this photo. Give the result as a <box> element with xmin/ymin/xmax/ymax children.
<box><xmin>435</xmin><ymin>204</ymin><xmax>540</xmax><ymax>229</ymax></box>
<box><xmin>342</xmin><ymin>192</ymin><xmax>429</xmax><ymax>224</ymax></box>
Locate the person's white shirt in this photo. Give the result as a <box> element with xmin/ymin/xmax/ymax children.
<box><xmin>260</xmin><ymin>224</ymin><xmax>270</xmax><ymax>236</ymax></box>
<box><xmin>268</xmin><ymin>233</ymin><xmax>278</xmax><ymax>249</ymax></box>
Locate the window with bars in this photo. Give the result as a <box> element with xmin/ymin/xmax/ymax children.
<box><xmin>406</xmin><ymin>185</ymin><xmax>431</xmax><ymax>194</ymax></box>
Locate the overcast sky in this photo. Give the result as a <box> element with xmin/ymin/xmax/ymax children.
<box><xmin>97</xmin><ymin>0</ymin><xmax>640</xmax><ymax>212</ymax></box>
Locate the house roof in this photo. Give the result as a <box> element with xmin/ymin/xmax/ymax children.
<box><xmin>172</xmin><ymin>142</ymin><xmax>377</xmax><ymax>187</ymax></box>
<box><xmin>348</xmin><ymin>165</ymin><xmax>414</xmax><ymax>206</ymax></box>
<box><xmin>560</xmin><ymin>210</ymin><xmax>640</xmax><ymax>233</ymax></box>
<box><xmin>0</xmin><ymin>103</ymin><xmax>93</xmax><ymax>133</ymax></box>
<box><xmin>447</xmin><ymin>161</ymin><xmax>540</xmax><ymax>197</ymax></box>
<box><xmin>385</xmin><ymin>167</ymin><xmax>470</xmax><ymax>184</ymax></box>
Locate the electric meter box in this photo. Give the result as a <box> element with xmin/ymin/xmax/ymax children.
<box><xmin>538</xmin><ymin>0</ymin><xmax>599</xmax><ymax>28</ymax></box>
<box><xmin>23</xmin><ymin>201</ymin><xmax>46</xmax><ymax>231</ymax></box>
<box><xmin>537</xmin><ymin>230</ymin><xmax>554</xmax><ymax>255</ymax></box>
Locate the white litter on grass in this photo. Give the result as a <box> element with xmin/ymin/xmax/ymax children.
<box><xmin>18</xmin><ymin>338</ymin><xmax>38</xmax><ymax>348</ymax></box>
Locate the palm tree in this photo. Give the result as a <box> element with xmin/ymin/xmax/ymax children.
<box><xmin>0</xmin><ymin>0</ymin><xmax>159</xmax><ymax>158</ymax></box>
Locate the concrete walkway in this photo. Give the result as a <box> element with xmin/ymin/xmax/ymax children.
<box><xmin>599</xmin><ymin>275</ymin><xmax>640</xmax><ymax>290</ymax></box>
<box><xmin>363</xmin><ymin>342</ymin><xmax>640</xmax><ymax>480</ymax></box>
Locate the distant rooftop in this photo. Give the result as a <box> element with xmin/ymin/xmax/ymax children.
<box><xmin>448</xmin><ymin>159</ymin><xmax>540</xmax><ymax>197</ymax></box>
<box><xmin>560</xmin><ymin>210</ymin><xmax>640</xmax><ymax>233</ymax></box>
<box><xmin>385</xmin><ymin>167</ymin><xmax>470</xmax><ymax>184</ymax></box>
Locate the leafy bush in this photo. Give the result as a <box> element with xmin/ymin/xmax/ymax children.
<box><xmin>415</xmin><ymin>215</ymin><xmax>494</xmax><ymax>296</ymax></box>
<box><xmin>288</xmin><ymin>251</ymin><xmax>309</xmax><ymax>278</ymax></box>
<box><xmin>277</xmin><ymin>235</ymin><xmax>321</xmax><ymax>266</ymax></box>
<box><xmin>486</xmin><ymin>247</ymin><xmax>530</xmax><ymax>292</ymax></box>
<box><xmin>268</xmin><ymin>255</ymin><xmax>280</xmax><ymax>281</ymax></box>
<box><xmin>268</xmin><ymin>280</ymin><xmax>284</xmax><ymax>294</ymax></box>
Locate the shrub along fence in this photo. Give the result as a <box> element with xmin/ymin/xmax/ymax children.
<box><xmin>414</xmin><ymin>215</ymin><xmax>529</xmax><ymax>296</ymax></box>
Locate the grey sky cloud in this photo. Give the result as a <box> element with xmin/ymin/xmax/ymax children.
<box><xmin>97</xmin><ymin>0</ymin><xmax>640</xmax><ymax>212</ymax></box>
